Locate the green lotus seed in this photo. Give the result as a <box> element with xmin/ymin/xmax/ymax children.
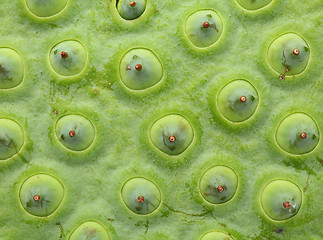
<box><xmin>19</xmin><ymin>174</ymin><xmax>64</xmax><ymax>217</ymax></box>
<box><xmin>276</xmin><ymin>113</ymin><xmax>320</xmax><ymax>155</ymax></box>
<box><xmin>121</xmin><ymin>177</ymin><xmax>161</xmax><ymax>215</ymax></box>
<box><xmin>0</xmin><ymin>48</ymin><xmax>24</xmax><ymax>89</ymax></box>
<box><xmin>268</xmin><ymin>33</ymin><xmax>310</xmax><ymax>76</ymax></box>
<box><xmin>0</xmin><ymin>118</ymin><xmax>24</xmax><ymax>160</ymax></box>
<box><xmin>200</xmin><ymin>231</ymin><xmax>234</xmax><ymax>240</ymax></box>
<box><xmin>199</xmin><ymin>166</ymin><xmax>238</xmax><ymax>204</ymax></box>
<box><xmin>261</xmin><ymin>180</ymin><xmax>302</xmax><ymax>221</ymax></box>
<box><xmin>235</xmin><ymin>0</ymin><xmax>273</xmax><ymax>10</ymax></box>
<box><xmin>49</xmin><ymin>40</ymin><xmax>87</xmax><ymax>77</ymax></box>
<box><xmin>119</xmin><ymin>48</ymin><xmax>163</xmax><ymax>90</ymax></box>
<box><xmin>217</xmin><ymin>80</ymin><xmax>259</xmax><ymax>122</ymax></box>
<box><xmin>69</xmin><ymin>221</ymin><xmax>110</xmax><ymax>240</ymax></box>
<box><xmin>55</xmin><ymin>114</ymin><xmax>95</xmax><ymax>151</ymax></box>
<box><xmin>25</xmin><ymin>0</ymin><xmax>68</xmax><ymax>18</ymax></box>
<box><xmin>149</xmin><ymin>114</ymin><xmax>194</xmax><ymax>155</ymax></box>
<box><xmin>184</xmin><ymin>10</ymin><xmax>223</xmax><ymax>48</ymax></box>
<box><xmin>117</xmin><ymin>0</ymin><xmax>146</xmax><ymax>20</ymax></box>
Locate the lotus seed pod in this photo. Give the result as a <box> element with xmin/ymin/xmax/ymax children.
<box><xmin>55</xmin><ymin>115</ymin><xmax>95</xmax><ymax>151</ymax></box>
<box><xmin>261</xmin><ymin>180</ymin><xmax>302</xmax><ymax>221</ymax></box>
<box><xmin>0</xmin><ymin>118</ymin><xmax>24</xmax><ymax>160</ymax></box>
<box><xmin>235</xmin><ymin>0</ymin><xmax>273</xmax><ymax>10</ymax></box>
<box><xmin>268</xmin><ymin>33</ymin><xmax>310</xmax><ymax>76</ymax></box>
<box><xmin>19</xmin><ymin>174</ymin><xmax>64</xmax><ymax>217</ymax></box>
<box><xmin>119</xmin><ymin>48</ymin><xmax>163</xmax><ymax>90</ymax></box>
<box><xmin>217</xmin><ymin>80</ymin><xmax>259</xmax><ymax>122</ymax></box>
<box><xmin>121</xmin><ymin>177</ymin><xmax>161</xmax><ymax>215</ymax></box>
<box><xmin>199</xmin><ymin>166</ymin><xmax>238</xmax><ymax>204</ymax></box>
<box><xmin>25</xmin><ymin>0</ymin><xmax>68</xmax><ymax>18</ymax></box>
<box><xmin>69</xmin><ymin>221</ymin><xmax>110</xmax><ymax>240</ymax></box>
<box><xmin>200</xmin><ymin>231</ymin><xmax>234</xmax><ymax>240</ymax></box>
<box><xmin>49</xmin><ymin>40</ymin><xmax>87</xmax><ymax>77</ymax></box>
<box><xmin>149</xmin><ymin>114</ymin><xmax>194</xmax><ymax>155</ymax></box>
<box><xmin>184</xmin><ymin>10</ymin><xmax>223</xmax><ymax>48</ymax></box>
<box><xmin>276</xmin><ymin>113</ymin><xmax>320</xmax><ymax>155</ymax></box>
<box><xmin>117</xmin><ymin>0</ymin><xmax>146</xmax><ymax>20</ymax></box>
<box><xmin>0</xmin><ymin>48</ymin><xmax>24</xmax><ymax>89</ymax></box>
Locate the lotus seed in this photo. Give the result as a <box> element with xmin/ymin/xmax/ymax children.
<box><xmin>25</xmin><ymin>0</ymin><xmax>68</xmax><ymax>18</ymax></box>
<box><xmin>200</xmin><ymin>231</ymin><xmax>234</xmax><ymax>240</ymax></box>
<box><xmin>117</xmin><ymin>0</ymin><xmax>146</xmax><ymax>20</ymax></box>
<box><xmin>69</xmin><ymin>221</ymin><xmax>110</xmax><ymax>240</ymax></box>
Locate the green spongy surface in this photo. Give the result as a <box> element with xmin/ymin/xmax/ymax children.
<box><xmin>0</xmin><ymin>0</ymin><xmax>322</xmax><ymax>239</ymax></box>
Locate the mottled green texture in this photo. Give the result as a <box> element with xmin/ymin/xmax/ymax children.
<box><xmin>199</xmin><ymin>166</ymin><xmax>238</xmax><ymax>204</ymax></box>
<box><xmin>0</xmin><ymin>118</ymin><xmax>24</xmax><ymax>160</ymax></box>
<box><xmin>261</xmin><ymin>180</ymin><xmax>302</xmax><ymax>221</ymax></box>
<box><xmin>0</xmin><ymin>0</ymin><xmax>322</xmax><ymax>239</ymax></box>
<box><xmin>69</xmin><ymin>221</ymin><xmax>110</xmax><ymax>240</ymax></box>
<box><xmin>25</xmin><ymin>0</ymin><xmax>68</xmax><ymax>18</ymax></box>
<box><xmin>19</xmin><ymin>174</ymin><xmax>64</xmax><ymax>217</ymax></box>
<box><xmin>121</xmin><ymin>177</ymin><xmax>161</xmax><ymax>215</ymax></box>
<box><xmin>184</xmin><ymin>10</ymin><xmax>223</xmax><ymax>48</ymax></box>
<box><xmin>0</xmin><ymin>48</ymin><xmax>24</xmax><ymax>89</ymax></box>
<box><xmin>119</xmin><ymin>48</ymin><xmax>163</xmax><ymax>90</ymax></box>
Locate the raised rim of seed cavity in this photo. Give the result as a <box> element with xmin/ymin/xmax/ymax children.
<box><xmin>18</xmin><ymin>173</ymin><xmax>65</xmax><ymax>218</ymax></box>
<box><xmin>234</xmin><ymin>0</ymin><xmax>274</xmax><ymax>11</ymax></box>
<box><xmin>267</xmin><ymin>32</ymin><xmax>310</xmax><ymax>78</ymax></box>
<box><xmin>216</xmin><ymin>79</ymin><xmax>260</xmax><ymax>124</ymax></box>
<box><xmin>48</xmin><ymin>39</ymin><xmax>88</xmax><ymax>78</ymax></box>
<box><xmin>24</xmin><ymin>0</ymin><xmax>70</xmax><ymax>19</ymax></box>
<box><xmin>0</xmin><ymin>117</ymin><xmax>25</xmax><ymax>161</ymax></box>
<box><xmin>274</xmin><ymin>112</ymin><xmax>320</xmax><ymax>156</ymax></box>
<box><xmin>260</xmin><ymin>179</ymin><xmax>303</xmax><ymax>222</ymax></box>
<box><xmin>120</xmin><ymin>176</ymin><xmax>162</xmax><ymax>216</ymax></box>
<box><xmin>149</xmin><ymin>113</ymin><xmax>195</xmax><ymax>156</ymax></box>
<box><xmin>68</xmin><ymin>220</ymin><xmax>110</xmax><ymax>240</ymax></box>
<box><xmin>54</xmin><ymin>113</ymin><xmax>96</xmax><ymax>152</ymax></box>
<box><xmin>184</xmin><ymin>8</ymin><xmax>224</xmax><ymax>50</ymax></box>
<box><xmin>198</xmin><ymin>165</ymin><xmax>239</xmax><ymax>205</ymax></box>
<box><xmin>118</xmin><ymin>47</ymin><xmax>164</xmax><ymax>92</ymax></box>
<box><xmin>0</xmin><ymin>47</ymin><xmax>25</xmax><ymax>90</ymax></box>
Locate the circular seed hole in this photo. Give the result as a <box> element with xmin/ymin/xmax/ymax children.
<box><xmin>200</xmin><ymin>231</ymin><xmax>234</xmax><ymax>240</ymax></box>
<box><xmin>268</xmin><ymin>33</ymin><xmax>310</xmax><ymax>77</ymax></box>
<box><xmin>184</xmin><ymin>9</ymin><xmax>223</xmax><ymax>48</ymax></box>
<box><xmin>149</xmin><ymin>114</ymin><xmax>194</xmax><ymax>156</ymax></box>
<box><xmin>235</xmin><ymin>0</ymin><xmax>273</xmax><ymax>10</ymax></box>
<box><xmin>217</xmin><ymin>80</ymin><xmax>259</xmax><ymax>123</ymax></box>
<box><xmin>119</xmin><ymin>48</ymin><xmax>163</xmax><ymax>90</ymax></box>
<box><xmin>261</xmin><ymin>180</ymin><xmax>302</xmax><ymax>221</ymax></box>
<box><xmin>199</xmin><ymin>166</ymin><xmax>238</xmax><ymax>204</ymax></box>
<box><xmin>275</xmin><ymin>113</ymin><xmax>320</xmax><ymax>155</ymax></box>
<box><xmin>121</xmin><ymin>177</ymin><xmax>161</xmax><ymax>215</ymax></box>
<box><xmin>25</xmin><ymin>0</ymin><xmax>68</xmax><ymax>18</ymax></box>
<box><xmin>116</xmin><ymin>0</ymin><xmax>146</xmax><ymax>20</ymax></box>
<box><xmin>69</xmin><ymin>221</ymin><xmax>110</xmax><ymax>240</ymax></box>
<box><xmin>19</xmin><ymin>174</ymin><xmax>64</xmax><ymax>217</ymax></box>
<box><xmin>55</xmin><ymin>114</ymin><xmax>95</xmax><ymax>151</ymax></box>
<box><xmin>49</xmin><ymin>40</ymin><xmax>87</xmax><ymax>77</ymax></box>
<box><xmin>0</xmin><ymin>48</ymin><xmax>24</xmax><ymax>89</ymax></box>
<box><xmin>0</xmin><ymin>118</ymin><xmax>24</xmax><ymax>160</ymax></box>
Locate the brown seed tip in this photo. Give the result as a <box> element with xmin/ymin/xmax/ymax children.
<box><xmin>126</xmin><ymin>66</ymin><xmax>131</xmax><ymax>71</ymax></box>
<box><xmin>279</xmin><ymin>74</ymin><xmax>285</xmax><ymax>80</ymax></box>
<box><xmin>33</xmin><ymin>195</ymin><xmax>40</xmax><ymax>202</ymax></box>
<box><xmin>240</xmin><ymin>96</ymin><xmax>247</xmax><ymax>102</ymax></box>
<box><xmin>203</xmin><ymin>22</ymin><xmax>210</xmax><ymax>28</ymax></box>
<box><xmin>130</xmin><ymin>1</ymin><xmax>136</xmax><ymax>7</ymax></box>
<box><xmin>293</xmin><ymin>48</ymin><xmax>300</xmax><ymax>55</ymax></box>
<box><xmin>69</xmin><ymin>130</ymin><xmax>76</xmax><ymax>137</ymax></box>
<box><xmin>283</xmin><ymin>201</ymin><xmax>291</xmax><ymax>209</ymax></box>
<box><xmin>53</xmin><ymin>110</ymin><xmax>58</xmax><ymax>115</ymax></box>
<box><xmin>137</xmin><ymin>196</ymin><xmax>144</xmax><ymax>203</ymax></box>
<box><xmin>217</xmin><ymin>185</ymin><xmax>224</xmax><ymax>193</ymax></box>
<box><xmin>169</xmin><ymin>136</ymin><xmax>176</xmax><ymax>142</ymax></box>
<box><xmin>300</xmin><ymin>132</ymin><xmax>307</xmax><ymax>139</ymax></box>
<box><xmin>60</xmin><ymin>51</ymin><xmax>68</xmax><ymax>58</ymax></box>
<box><xmin>135</xmin><ymin>64</ymin><xmax>142</xmax><ymax>71</ymax></box>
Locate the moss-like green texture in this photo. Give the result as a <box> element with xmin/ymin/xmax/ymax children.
<box><xmin>0</xmin><ymin>0</ymin><xmax>322</xmax><ymax>239</ymax></box>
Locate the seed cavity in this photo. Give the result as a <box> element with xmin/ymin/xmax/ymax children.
<box><xmin>25</xmin><ymin>0</ymin><xmax>68</xmax><ymax>18</ymax></box>
<box><xmin>117</xmin><ymin>0</ymin><xmax>146</xmax><ymax>20</ymax></box>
